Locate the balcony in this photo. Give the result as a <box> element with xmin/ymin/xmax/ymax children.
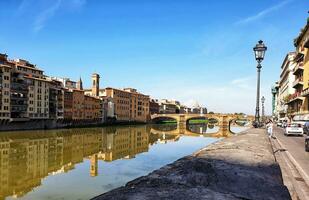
<box><xmin>294</xmin><ymin>52</ymin><xmax>304</xmax><ymax>63</ymax></box>
<box><xmin>293</xmin><ymin>77</ymin><xmax>303</xmax><ymax>88</ymax></box>
<box><xmin>293</xmin><ymin>63</ymin><xmax>304</xmax><ymax>75</ymax></box>
<box><xmin>288</xmin><ymin>91</ymin><xmax>304</xmax><ymax>103</ymax></box>
<box><xmin>11</xmin><ymin>82</ymin><xmax>28</xmax><ymax>92</ymax></box>
<box><xmin>302</xmin><ymin>87</ymin><xmax>309</xmax><ymax>97</ymax></box>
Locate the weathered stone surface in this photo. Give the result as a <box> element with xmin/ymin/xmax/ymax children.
<box><xmin>92</xmin><ymin>129</ymin><xmax>291</xmax><ymax>200</ymax></box>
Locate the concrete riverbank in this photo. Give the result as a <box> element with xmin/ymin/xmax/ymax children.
<box><xmin>92</xmin><ymin>128</ymin><xmax>291</xmax><ymax>200</ymax></box>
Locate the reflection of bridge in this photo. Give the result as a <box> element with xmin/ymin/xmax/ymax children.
<box><xmin>150</xmin><ymin>127</ymin><xmax>233</xmax><ymax>138</ymax></box>
<box><xmin>151</xmin><ymin>113</ymin><xmax>254</xmax><ymax>132</ymax></box>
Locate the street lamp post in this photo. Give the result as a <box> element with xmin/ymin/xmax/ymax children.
<box><xmin>261</xmin><ymin>96</ymin><xmax>265</xmax><ymax>123</ymax></box>
<box><xmin>253</xmin><ymin>40</ymin><xmax>267</xmax><ymax>127</ymax></box>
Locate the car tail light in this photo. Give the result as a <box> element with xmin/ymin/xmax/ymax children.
<box><xmin>287</xmin><ymin>124</ymin><xmax>291</xmax><ymax>127</ymax></box>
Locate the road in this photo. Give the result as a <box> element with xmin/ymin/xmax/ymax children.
<box><xmin>274</xmin><ymin>126</ymin><xmax>309</xmax><ymax>183</ymax></box>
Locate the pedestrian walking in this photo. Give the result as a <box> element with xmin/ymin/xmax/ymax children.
<box><xmin>266</xmin><ymin>120</ymin><xmax>273</xmax><ymax>138</ymax></box>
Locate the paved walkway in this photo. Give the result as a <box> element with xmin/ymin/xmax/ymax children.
<box><xmin>92</xmin><ymin>128</ymin><xmax>290</xmax><ymax>200</ymax></box>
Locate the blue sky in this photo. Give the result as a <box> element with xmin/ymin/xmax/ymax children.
<box><xmin>0</xmin><ymin>0</ymin><xmax>308</xmax><ymax>114</ymax></box>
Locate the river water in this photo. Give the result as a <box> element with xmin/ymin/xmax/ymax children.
<box><xmin>0</xmin><ymin>124</ymin><xmax>248</xmax><ymax>200</ymax></box>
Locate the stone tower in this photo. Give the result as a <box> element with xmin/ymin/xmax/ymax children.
<box><xmin>77</xmin><ymin>76</ymin><xmax>83</xmax><ymax>90</ymax></box>
<box><xmin>90</xmin><ymin>154</ymin><xmax>98</xmax><ymax>177</ymax></box>
<box><xmin>92</xmin><ymin>73</ymin><xmax>100</xmax><ymax>97</ymax></box>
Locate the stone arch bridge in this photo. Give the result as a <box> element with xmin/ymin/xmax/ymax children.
<box><xmin>151</xmin><ymin>113</ymin><xmax>254</xmax><ymax>132</ymax></box>
<box><xmin>150</xmin><ymin>127</ymin><xmax>233</xmax><ymax>138</ymax></box>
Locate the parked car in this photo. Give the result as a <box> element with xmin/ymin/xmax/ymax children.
<box><xmin>277</xmin><ymin>119</ymin><xmax>288</xmax><ymax>127</ymax></box>
<box><xmin>284</xmin><ymin>123</ymin><xmax>303</xmax><ymax>136</ymax></box>
<box><xmin>305</xmin><ymin>136</ymin><xmax>309</xmax><ymax>152</ymax></box>
<box><xmin>277</xmin><ymin>121</ymin><xmax>283</xmax><ymax>127</ymax></box>
<box><xmin>293</xmin><ymin>120</ymin><xmax>307</xmax><ymax>127</ymax></box>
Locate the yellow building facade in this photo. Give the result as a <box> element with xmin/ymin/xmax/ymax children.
<box><xmin>0</xmin><ymin>54</ymin><xmax>11</xmax><ymax>120</ymax></box>
<box><xmin>84</xmin><ymin>95</ymin><xmax>101</xmax><ymax>120</ymax></box>
<box><xmin>104</xmin><ymin>87</ymin><xmax>150</xmax><ymax>122</ymax></box>
<box><xmin>25</xmin><ymin>77</ymin><xmax>50</xmax><ymax>119</ymax></box>
<box><xmin>294</xmin><ymin>20</ymin><xmax>309</xmax><ymax>119</ymax></box>
<box><xmin>72</xmin><ymin>89</ymin><xmax>85</xmax><ymax>120</ymax></box>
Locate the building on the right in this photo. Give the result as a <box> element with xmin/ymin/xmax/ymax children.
<box><xmin>274</xmin><ymin>18</ymin><xmax>309</xmax><ymax>122</ymax></box>
<box><xmin>277</xmin><ymin>53</ymin><xmax>296</xmax><ymax>120</ymax></box>
<box><xmin>288</xmin><ymin>18</ymin><xmax>309</xmax><ymax>121</ymax></box>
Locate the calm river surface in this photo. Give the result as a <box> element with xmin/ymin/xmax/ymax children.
<box><xmin>0</xmin><ymin>124</ymin><xmax>248</xmax><ymax>200</ymax></box>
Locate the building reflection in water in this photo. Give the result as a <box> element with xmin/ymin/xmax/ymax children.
<box><xmin>0</xmin><ymin>125</ymin><xmax>183</xmax><ymax>199</ymax></box>
<box><xmin>0</xmin><ymin>124</ymin><xmax>233</xmax><ymax>200</ymax></box>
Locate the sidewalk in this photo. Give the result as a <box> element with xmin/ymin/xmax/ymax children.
<box><xmin>92</xmin><ymin>128</ymin><xmax>290</xmax><ymax>200</ymax></box>
<box><xmin>270</xmin><ymin>127</ymin><xmax>309</xmax><ymax>200</ymax></box>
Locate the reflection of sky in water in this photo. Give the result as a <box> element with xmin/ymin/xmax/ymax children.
<box><xmin>187</xmin><ymin>124</ymin><xmax>249</xmax><ymax>134</ymax></box>
<box><xmin>4</xmin><ymin>125</ymin><xmax>248</xmax><ymax>200</ymax></box>
<box><xmin>230</xmin><ymin>126</ymin><xmax>250</xmax><ymax>133</ymax></box>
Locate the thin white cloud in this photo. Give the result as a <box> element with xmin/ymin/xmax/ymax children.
<box><xmin>32</xmin><ymin>0</ymin><xmax>88</xmax><ymax>32</ymax></box>
<box><xmin>235</xmin><ymin>0</ymin><xmax>293</xmax><ymax>25</ymax></box>
<box><xmin>33</xmin><ymin>0</ymin><xmax>62</xmax><ymax>32</ymax></box>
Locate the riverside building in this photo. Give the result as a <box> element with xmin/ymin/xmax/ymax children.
<box><xmin>288</xmin><ymin>19</ymin><xmax>309</xmax><ymax>121</ymax></box>
<box><xmin>0</xmin><ymin>53</ymin><xmax>153</xmax><ymax>127</ymax></box>
<box><xmin>277</xmin><ymin>53</ymin><xmax>296</xmax><ymax>119</ymax></box>
<box><xmin>103</xmin><ymin>87</ymin><xmax>150</xmax><ymax>122</ymax></box>
<box><xmin>0</xmin><ymin>54</ymin><xmax>11</xmax><ymax>120</ymax></box>
<box><xmin>276</xmin><ymin>19</ymin><xmax>309</xmax><ymax>122</ymax></box>
<box><xmin>297</xmin><ymin>19</ymin><xmax>309</xmax><ymax>121</ymax></box>
<box><xmin>84</xmin><ymin>73</ymin><xmax>149</xmax><ymax>122</ymax></box>
<box><xmin>0</xmin><ymin>54</ymin><xmax>49</xmax><ymax>121</ymax></box>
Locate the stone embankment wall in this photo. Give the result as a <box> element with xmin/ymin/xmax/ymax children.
<box><xmin>0</xmin><ymin>120</ymin><xmax>102</xmax><ymax>131</ymax></box>
<box><xmin>0</xmin><ymin>120</ymin><xmax>148</xmax><ymax>131</ymax></box>
<box><xmin>92</xmin><ymin>129</ymin><xmax>291</xmax><ymax>200</ymax></box>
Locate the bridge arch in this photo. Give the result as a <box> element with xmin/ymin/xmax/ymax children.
<box><xmin>185</xmin><ymin>114</ymin><xmax>221</xmax><ymax>124</ymax></box>
<box><xmin>151</xmin><ymin>115</ymin><xmax>179</xmax><ymax>124</ymax></box>
<box><xmin>185</xmin><ymin>116</ymin><xmax>207</xmax><ymax>124</ymax></box>
<box><xmin>228</xmin><ymin>117</ymin><xmax>253</xmax><ymax>127</ymax></box>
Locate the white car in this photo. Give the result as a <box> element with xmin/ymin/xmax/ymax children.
<box><xmin>285</xmin><ymin>123</ymin><xmax>303</xmax><ymax>136</ymax></box>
